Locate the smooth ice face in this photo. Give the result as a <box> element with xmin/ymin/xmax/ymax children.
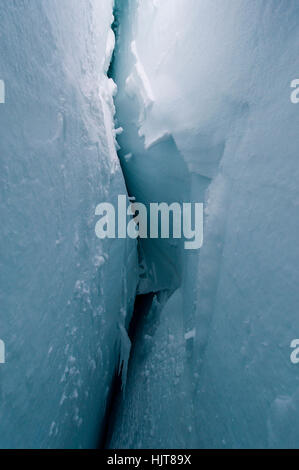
<box><xmin>109</xmin><ymin>0</ymin><xmax>299</xmax><ymax>449</ymax></box>
<box><xmin>0</xmin><ymin>0</ymin><xmax>138</xmax><ymax>449</ymax></box>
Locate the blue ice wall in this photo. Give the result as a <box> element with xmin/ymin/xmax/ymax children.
<box><xmin>0</xmin><ymin>0</ymin><xmax>138</xmax><ymax>448</ymax></box>
<box><xmin>109</xmin><ymin>0</ymin><xmax>299</xmax><ymax>449</ymax></box>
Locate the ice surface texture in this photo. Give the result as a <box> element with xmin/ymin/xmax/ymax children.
<box><xmin>109</xmin><ymin>0</ymin><xmax>299</xmax><ymax>449</ymax></box>
<box><xmin>0</xmin><ymin>0</ymin><xmax>138</xmax><ymax>448</ymax></box>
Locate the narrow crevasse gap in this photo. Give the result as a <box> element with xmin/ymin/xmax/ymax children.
<box><xmin>102</xmin><ymin>0</ymin><xmax>200</xmax><ymax>449</ymax></box>
<box><xmin>102</xmin><ymin>0</ymin><xmax>228</xmax><ymax>450</ymax></box>
<box><xmin>101</xmin><ymin>292</ymin><xmax>154</xmax><ymax>448</ymax></box>
<box><xmin>100</xmin><ymin>1</ymin><xmax>181</xmax><ymax>448</ymax></box>
<box><xmin>108</xmin><ymin>0</ymin><xmax>191</xmax><ymax>296</ymax></box>
<box><xmin>103</xmin><ymin>0</ymin><xmax>231</xmax><ymax>450</ymax></box>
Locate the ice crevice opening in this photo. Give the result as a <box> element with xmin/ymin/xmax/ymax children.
<box><xmin>100</xmin><ymin>0</ymin><xmax>239</xmax><ymax>449</ymax></box>
<box><xmin>98</xmin><ymin>0</ymin><xmax>185</xmax><ymax>447</ymax></box>
<box><xmin>101</xmin><ymin>0</ymin><xmax>208</xmax><ymax>448</ymax></box>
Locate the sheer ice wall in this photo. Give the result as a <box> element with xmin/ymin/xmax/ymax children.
<box><xmin>109</xmin><ymin>0</ymin><xmax>299</xmax><ymax>449</ymax></box>
<box><xmin>0</xmin><ymin>0</ymin><xmax>138</xmax><ymax>448</ymax></box>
